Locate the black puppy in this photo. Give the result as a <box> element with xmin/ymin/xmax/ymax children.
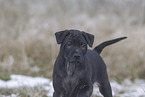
<box><xmin>53</xmin><ymin>29</ymin><xmax>126</xmax><ymax>97</ymax></box>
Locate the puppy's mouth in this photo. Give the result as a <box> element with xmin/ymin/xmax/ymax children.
<box><xmin>70</xmin><ymin>58</ymin><xmax>81</xmax><ymax>63</ymax></box>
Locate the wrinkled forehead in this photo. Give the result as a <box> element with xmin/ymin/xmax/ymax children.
<box><xmin>64</xmin><ymin>30</ymin><xmax>86</xmax><ymax>43</ymax></box>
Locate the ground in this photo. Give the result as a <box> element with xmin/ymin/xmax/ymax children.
<box><xmin>0</xmin><ymin>74</ymin><xmax>145</xmax><ymax>97</ymax></box>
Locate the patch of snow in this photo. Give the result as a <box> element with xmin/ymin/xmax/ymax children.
<box><xmin>92</xmin><ymin>78</ymin><xmax>145</xmax><ymax>97</ymax></box>
<box><xmin>0</xmin><ymin>74</ymin><xmax>54</xmax><ymax>96</ymax></box>
<box><xmin>92</xmin><ymin>83</ymin><xmax>103</xmax><ymax>97</ymax></box>
<box><xmin>0</xmin><ymin>75</ymin><xmax>50</xmax><ymax>88</ymax></box>
<box><xmin>110</xmin><ymin>79</ymin><xmax>145</xmax><ymax>97</ymax></box>
<box><xmin>44</xmin><ymin>81</ymin><xmax>54</xmax><ymax>97</ymax></box>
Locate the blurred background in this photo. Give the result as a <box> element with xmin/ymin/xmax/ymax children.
<box><xmin>0</xmin><ymin>0</ymin><xmax>145</xmax><ymax>96</ymax></box>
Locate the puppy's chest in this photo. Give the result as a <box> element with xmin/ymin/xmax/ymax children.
<box><xmin>62</xmin><ymin>75</ymin><xmax>79</xmax><ymax>92</ymax></box>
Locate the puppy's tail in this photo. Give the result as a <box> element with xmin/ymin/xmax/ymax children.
<box><xmin>93</xmin><ymin>37</ymin><xmax>127</xmax><ymax>54</ymax></box>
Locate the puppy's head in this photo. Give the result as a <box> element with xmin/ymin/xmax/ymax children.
<box><xmin>55</xmin><ymin>30</ymin><xmax>94</xmax><ymax>75</ymax></box>
<box><xmin>55</xmin><ymin>30</ymin><xmax>94</xmax><ymax>61</ymax></box>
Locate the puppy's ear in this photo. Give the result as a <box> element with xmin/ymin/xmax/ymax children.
<box><xmin>55</xmin><ymin>30</ymin><xmax>69</xmax><ymax>44</ymax></box>
<box><xmin>82</xmin><ymin>32</ymin><xmax>94</xmax><ymax>47</ymax></box>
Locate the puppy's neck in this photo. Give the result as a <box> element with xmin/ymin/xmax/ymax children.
<box><xmin>66</xmin><ymin>62</ymin><xmax>76</xmax><ymax>76</ymax></box>
<box><xmin>65</xmin><ymin>61</ymin><xmax>86</xmax><ymax>76</ymax></box>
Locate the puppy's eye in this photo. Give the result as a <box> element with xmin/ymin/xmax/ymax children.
<box><xmin>81</xmin><ymin>43</ymin><xmax>86</xmax><ymax>48</ymax></box>
<box><xmin>67</xmin><ymin>42</ymin><xmax>72</xmax><ymax>47</ymax></box>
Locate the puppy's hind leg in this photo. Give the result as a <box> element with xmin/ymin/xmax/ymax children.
<box><xmin>98</xmin><ymin>80</ymin><xmax>113</xmax><ymax>97</ymax></box>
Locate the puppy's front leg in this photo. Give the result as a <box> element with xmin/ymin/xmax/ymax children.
<box><xmin>76</xmin><ymin>84</ymin><xmax>93</xmax><ymax>97</ymax></box>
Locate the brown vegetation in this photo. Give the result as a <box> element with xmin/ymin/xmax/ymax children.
<box><xmin>0</xmin><ymin>0</ymin><xmax>145</xmax><ymax>82</ymax></box>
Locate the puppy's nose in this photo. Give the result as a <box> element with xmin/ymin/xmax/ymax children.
<box><xmin>73</xmin><ymin>53</ymin><xmax>80</xmax><ymax>59</ymax></box>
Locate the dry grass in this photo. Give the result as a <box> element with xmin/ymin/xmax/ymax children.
<box><xmin>0</xmin><ymin>0</ymin><xmax>145</xmax><ymax>82</ymax></box>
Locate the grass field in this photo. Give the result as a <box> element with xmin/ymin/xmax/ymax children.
<box><xmin>0</xmin><ymin>0</ymin><xmax>145</xmax><ymax>96</ymax></box>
